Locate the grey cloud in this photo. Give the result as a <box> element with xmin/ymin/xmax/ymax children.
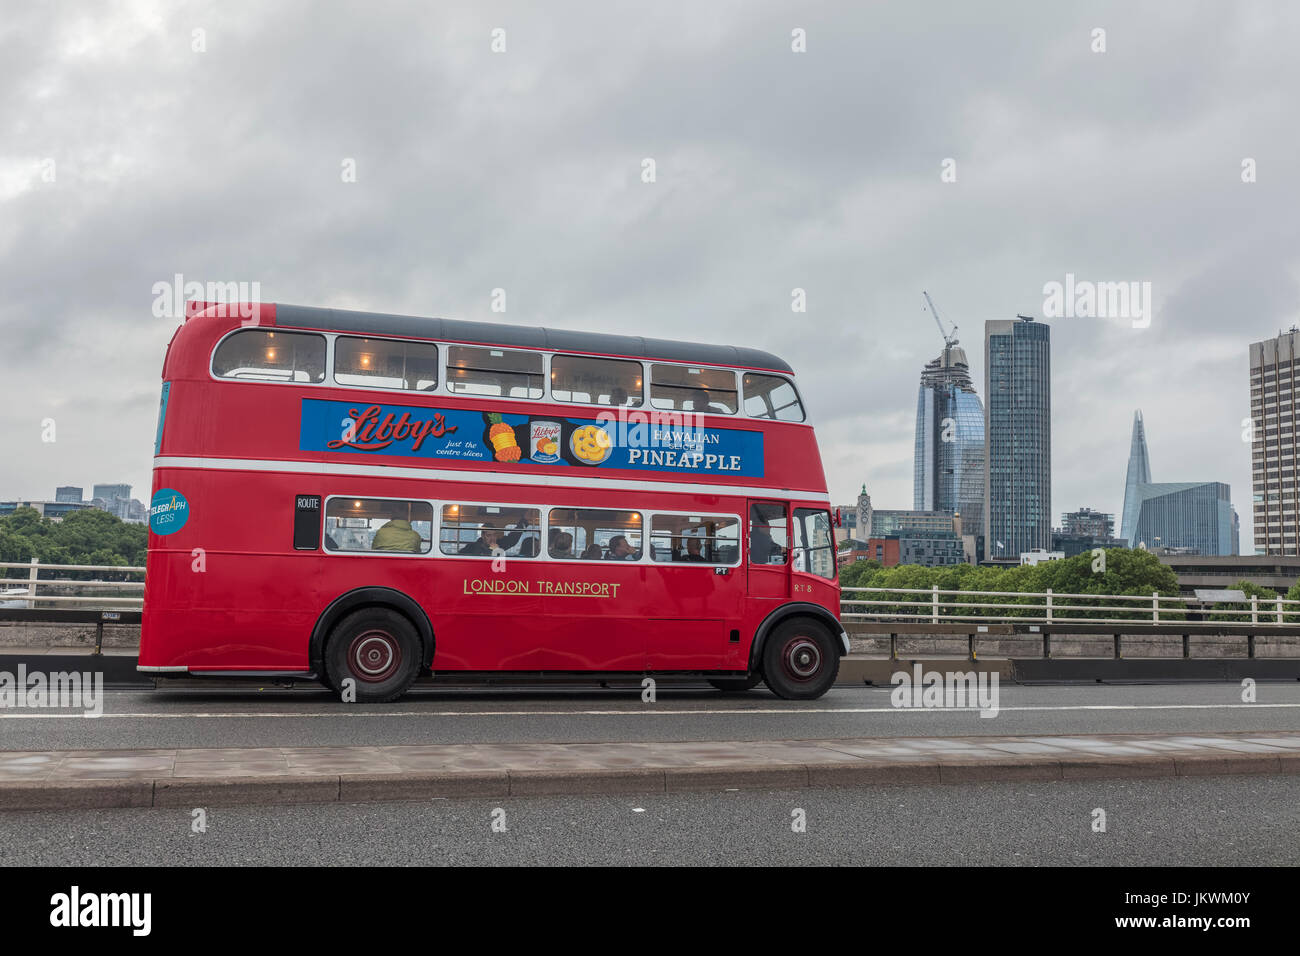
<box><xmin>2</xmin><ymin>0</ymin><xmax>1297</xmax><ymax>546</ymax></box>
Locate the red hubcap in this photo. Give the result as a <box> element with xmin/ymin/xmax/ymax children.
<box><xmin>781</xmin><ymin>637</ymin><xmax>822</xmax><ymax>682</ymax></box>
<box><xmin>348</xmin><ymin>630</ymin><xmax>401</xmax><ymax>682</ymax></box>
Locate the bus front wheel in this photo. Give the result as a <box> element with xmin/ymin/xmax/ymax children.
<box><xmin>324</xmin><ymin>607</ymin><xmax>421</xmax><ymax>703</ymax></box>
<box><xmin>761</xmin><ymin>618</ymin><xmax>839</xmax><ymax>700</ymax></box>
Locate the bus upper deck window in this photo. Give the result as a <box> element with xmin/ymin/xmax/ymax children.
<box><xmin>335</xmin><ymin>337</ymin><xmax>438</xmax><ymax>391</ymax></box>
<box><xmin>447</xmin><ymin>346</ymin><xmax>543</xmax><ymax>399</ymax></box>
<box><xmin>649</xmin><ymin>364</ymin><xmax>737</xmax><ymax>414</ymax></box>
<box><xmin>742</xmin><ymin>373</ymin><xmax>804</xmax><ymax>422</ymax></box>
<box><xmin>212</xmin><ymin>330</ymin><xmax>326</xmax><ymax>383</ymax></box>
<box><xmin>550</xmin><ymin>355</ymin><xmax>643</xmax><ymax>407</ymax></box>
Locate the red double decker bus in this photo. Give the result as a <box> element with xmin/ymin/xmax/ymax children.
<box><xmin>140</xmin><ymin>302</ymin><xmax>845</xmax><ymax>701</ymax></box>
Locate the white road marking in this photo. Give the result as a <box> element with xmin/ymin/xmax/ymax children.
<box><xmin>2</xmin><ymin>703</ymin><xmax>1300</xmax><ymax>719</ymax></box>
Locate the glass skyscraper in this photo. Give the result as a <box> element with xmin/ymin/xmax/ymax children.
<box><xmin>913</xmin><ymin>343</ymin><xmax>985</xmax><ymax>541</ymax></box>
<box><xmin>983</xmin><ymin>317</ymin><xmax>1051</xmax><ymax>558</ymax></box>
<box><xmin>1130</xmin><ymin>481</ymin><xmax>1237</xmax><ymax>556</ymax></box>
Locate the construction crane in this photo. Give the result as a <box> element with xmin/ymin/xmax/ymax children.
<box><xmin>922</xmin><ymin>291</ymin><xmax>958</xmax><ymax>347</ymax></box>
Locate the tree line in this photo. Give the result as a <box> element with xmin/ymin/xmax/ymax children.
<box><xmin>838</xmin><ymin>549</ymin><xmax>1300</xmax><ymax>621</ymax></box>
<box><xmin>0</xmin><ymin>507</ymin><xmax>147</xmax><ymax>580</ymax></box>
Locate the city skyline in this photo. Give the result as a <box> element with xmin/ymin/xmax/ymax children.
<box><xmin>849</xmin><ymin>315</ymin><xmax>1258</xmax><ymax>554</ymax></box>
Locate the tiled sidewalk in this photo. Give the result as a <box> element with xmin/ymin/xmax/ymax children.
<box><xmin>0</xmin><ymin>732</ymin><xmax>1297</xmax><ymax>811</ymax></box>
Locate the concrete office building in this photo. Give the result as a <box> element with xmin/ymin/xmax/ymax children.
<box><xmin>853</xmin><ymin>486</ymin><xmax>966</xmax><ymax>563</ymax></box>
<box><xmin>89</xmin><ymin>483</ymin><xmax>147</xmax><ymax>523</ymax></box>
<box><xmin>984</xmin><ymin>316</ymin><xmax>1052</xmax><ymax>559</ymax></box>
<box><xmin>55</xmin><ymin>486</ymin><xmax>84</xmax><ymax>504</ymax></box>
<box><xmin>833</xmin><ymin>503</ymin><xmax>859</xmax><ymax>539</ymax></box>
<box><xmin>92</xmin><ymin>484</ymin><xmax>132</xmax><ymax>504</ymax></box>
<box><xmin>1250</xmin><ymin>329</ymin><xmax>1300</xmax><ymax>555</ymax></box>
<box><xmin>858</xmin><ymin>532</ymin><xmax>964</xmax><ymax>568</ymax></box>
<box><xmin>1062</xmin><ymin>507</ymin><xmax>1115</xmax><ymax>540</ymax></box>
<box><xmin>1159</xmin><ymin>554</ymin><xmax>1300</xmax><ymax>595</ymax></box>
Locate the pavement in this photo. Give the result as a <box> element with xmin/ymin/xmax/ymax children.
<box><xmin>1</xmin><ymin>730</ymin><xmax>1297</xmax><ymax>812</ymax></box>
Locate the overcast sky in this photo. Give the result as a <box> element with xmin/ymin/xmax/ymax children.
<box><xmin>2</xmin><ymin>1</ymin><xmax>1297</xmax><ymax>547</ymax></box>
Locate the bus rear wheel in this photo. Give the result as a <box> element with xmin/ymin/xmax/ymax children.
<box><xmin>324</xmin><ymin>607</ymin><xmax>421</xmax><ymax>703</ymax></box>
<box><xmin>708</xmin><ymin>675</ymin><xmax>763</xmax><ymax>692</ymax></box>
<box><xmin>761</xmin><ymin>618</ymin><xmax>839</xmax><ymax>700</ymax></box>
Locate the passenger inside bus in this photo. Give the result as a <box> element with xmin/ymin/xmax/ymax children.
<box><xmin>460</xmin><ymin>524</ymin><xmax>523</xmax><ymax>556</ymax></box>
<box><xmin>549</xmin><ymin>531</ymin><xmax>574</xmax><ymax>559</ymax></box>
<box><xmin>605</xmin><ymin>535</ymin><xmax>640</xmax><ymax>561</ymax></box>
<box><xmin>323</xmin><ymin>498</ymin><xmax>432</xmax><ymax>553</ymax></box>
<box><xmin>580</xmin><ymin>543</ymin><xmax>602</xmax><ymax>560</ymax></box>
<box><xmin>686</xmin><ymin>388</ymin><xmax>732</xmax><ymax>415</ymax></box>
<box><xmin>371</xmin><ymin>502</ymin><xmax>427</xmax><ymax>553</ymax></box>
<box><xmin>372</xmin><ymin>518</ymin><xmax>422</xmax><ymax>552</ymax></box>
<box><xmin>439</xmin><ymin>505</ymin><xmax>539</xmax><ymax>557</ymax></box>
<box><xmin>681</xmin><ymin>537</ymin><xmax>705</xmax><ymax>562</ymax></box>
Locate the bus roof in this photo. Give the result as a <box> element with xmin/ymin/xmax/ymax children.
<box><xmin>268</xmin><ymin>303</ymin><xmax>794</xmax><ymax>375</ymax></box>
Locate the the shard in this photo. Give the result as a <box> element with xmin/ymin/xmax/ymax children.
<box><xmin>1120</xmin><ymin>409</ymin><xmax>1151</xmax><ymax>546</ymax></box>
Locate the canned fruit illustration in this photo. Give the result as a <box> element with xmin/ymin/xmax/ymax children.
<box><xmin>570</xmin><ymin>424</ymin><xmax>613</xmax><ymax>464</ymax></box>
<box><xmin>530</xmin><ymin>420</ymin><xmax>563</xmax><ymax>463</ymax></box>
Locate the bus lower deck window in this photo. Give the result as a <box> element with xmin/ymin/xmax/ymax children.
<box><xmin>440</xmin><ymin>504</ymin><xmax>541</xmax><ymax>557</ymax></box>
<box><xmin>324</xmin><ymin>498</ymin><xmax>433</xmax><ymax>554</ymax></box>
<box><xmin>648</xmin><ymin>514</ymin><xmax>740</xmax><ymax>564</ymax></box>
<box><xmin>548</xmin><ymin>508</ymin><xmax>643</xmax><ymax>559</ymax></box>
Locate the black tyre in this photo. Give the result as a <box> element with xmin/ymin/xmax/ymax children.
<box><xmin>708</xmin><ymin>674</ymin><xmax>763</xmax><ymax>692</ymax></box>
<box><xmin>324</xmin><ymin>607</ymin><xmax>422</xmax><ymax>703</ymax></box>
<box><xmin>761</xmin><ymin>618</ymin><xmax>839</xmax><ymax>700</ymax></box>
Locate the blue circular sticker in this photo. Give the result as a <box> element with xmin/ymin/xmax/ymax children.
<box><xmin>150</xmin><ymin>488</ymin><xmax>190</xmax><ymax>536</ymax></box>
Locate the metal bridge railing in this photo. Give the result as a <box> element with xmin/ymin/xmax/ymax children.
<box><xmin>840</xmin><ymin>586</ymin><xmax>1300</xmax><ymax>627</ymax></box>
<box><xmin>0</xmin><ymin>559</ymin><xmax>145</xmax><ymax>610</ymax></box>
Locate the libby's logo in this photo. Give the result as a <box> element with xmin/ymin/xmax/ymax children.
<box><xmin>329</xmin><ymin>404</ymin><xmax>457</xmax><ymax>452</ymax></box>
